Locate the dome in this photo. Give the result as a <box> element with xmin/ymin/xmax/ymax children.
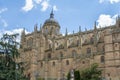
<box><xmin>43</xmin><ymin>10</ymin><xmax>60</xmax><ymax>28</ymax></box>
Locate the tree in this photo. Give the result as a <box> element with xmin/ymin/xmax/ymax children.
<box><xmin>80</xmin><ymin>63</ymin><xmax>102</xmax><ymax>80</ymax></box>
<box><xmin>0</xmin><ymin>34</ymin><xmax>28</xmax><ymax>80</ymax></box>
<box><xmin>67</xmin><ymin>63</ymin><xmax>102</xmax><ymax>80</ymax></box>
<box><xmin>74</xmin><ymin>70</ymin><xmax>81</xmax><ymax>80</ymax></box>
<box><xmin>67</xmin><ymin>71</ymin><xmax>70</xmax><ymax>80</ymax></box>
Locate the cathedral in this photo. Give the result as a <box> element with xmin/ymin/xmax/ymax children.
<box><xmin>19</xmin><ymin>10</ymin><xmax>120</xmax><ymax>80</ymax></box>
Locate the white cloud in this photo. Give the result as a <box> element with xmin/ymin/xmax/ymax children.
<box><xmin>97</xmin><ymin>14</ymin><xmax>118</xmax><ymax>28</ymax></box>
<box><xmin>34</xmin><ymin>0</ymin><xmax>42</xmax><ymax>4</ymax></box>
<box><xmin>0</xmin><ymin>16</ymin><xmax>8</xmax><ymax>27</ymax></box>
<box><xmin>99</xmin><ymin>0</ymin><xmax>120</xmax><ymax>4</ymax></box>
<box><xmin>0</xmin><ymin>28</ymin><xmax>30</xmax><ymax>43</ymax></box>
<box><xmin>110</xmin><ymin>0</ymin><xmax>120</xmax><ymax>3</ymax></box>
<box><xmin>22</xmin><ymin>0</ymin><xmax>34</xmax><ymax>12</ymax></box>
<box><xmin>53</xmin><ymin>5</ymin><xmax>58</xmax><ymax>11</ymax></box>
<box><xmin>41</xmin><ymin>0</ymin><xmax>50</xmax><ymax>11</ymax></box>
<box><xmin>22</xmin><ymin>0</ymin><xmax>55</xmax><ymax>12</ymax></box>
<box><xmin>0</xmin><ymin>8</ymin><xmax>8</xmax><ymax>14</ymax></box>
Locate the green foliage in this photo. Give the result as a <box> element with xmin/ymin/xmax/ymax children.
<box><xmin>0</xmin><ymin>34</ymin><xmax>28</xmax><ymax>80</ymax></box>
<box><xmin>67</xmin><ymin>63</ymin><xmax>102</xmax><ymax>80</ymax></box>
<box><xmin>80</xmin><ymin>63</ymin><xmax>102</xmax><ymax>80</ymax></box>
<box><xmin>74</xmin><ymin>70</ymin><xmax>80</xmax><ymax>80</ymax></box>
<box><xmin>67</xmin><ymin>72</ymin><xmax>70</xmax><ymax>80</ymax></box>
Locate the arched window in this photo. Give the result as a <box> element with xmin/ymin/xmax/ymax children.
<box><xmin>90</xmin><ymin>37</ymin><xmax>94</xmax><ymax>44</ymax></box>
<box><xmin>52</xmin><ymin>61</ymin><xmax>55</xmax><ymax>66</ymax></box>
<box><xmin>41</xmin><ymin>62</ymin><xmax>43</xmax><ymax>67</ymax></box>
<box><xmin>60</xmin><ymin>52</ymin><xmax>63</xmax><ymax>58</ymax></box>
<box><xmin>87</xmin><ymin>48</ymin><xmax>91</xmax><ymax>54</ymax></box>
<box><xmin>101</xmin><ymin>56</ymin><xmax>105</xmax><ymax>63</ymax></box>
<box><xmin>82</xmin><ymin>61</ymin><xmax>85</xmax><ymax>64</ymax></box>
<box><xmin>66</xmin><ymin>60</ymin><xmax>69</xmax><ymax>65</ymax></box>
<box><xmin>49</xmin><ymin>44</ymin><xmax>52</xmax><ymax>48</ymax></box>
<box><xmin>45</xmin><ymin>28</ymin><xmax>48</xmax><ymax>34</ymax></box>
<box><xmin>48</xmin><ymin>53</ymin><xmax>51</xmax><ymax>59</ymax></box>
<box><xmin>103</xmin><ymin>45</ymin><xmax>105</xmax><ymax>51</ymax></box>
<box><xmin>72</xmin><ymin>50</ymin><xmax>77</xmax><ymax>58</ymax></box>
<box><xmin>27</xmin><ymin>38</ymin><xmax>33</xmax><ymax>47</ymax></box>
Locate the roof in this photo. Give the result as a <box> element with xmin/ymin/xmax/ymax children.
<box><xmin>43</xmin><ymin>10</ymin><xmax>60</xmax><ymax>28</ymax></box>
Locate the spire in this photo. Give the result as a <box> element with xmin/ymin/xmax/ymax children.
<box><xmin>34</xmin><ymin>24</ymin><xmax>38</xmax><ymax>32</ymax></box>
<box><xmin>21</xmin><ymin>28</ymin><xmax>25</xmax><ymax>44</ymax></box>
<box><xmin>65</xmin><ymin>28</ymin><xmax>68</xmax><ymax>36</ymax></box>
<box><xmin>116</xmin><ymin>15</ymin><xmax>120</xmax><ymax>28</ymax></box>
<box><xmin>50</xmin><ymin>8</ymin><xmax>54</xmax><ymax>18</ymax></box>
<box><xmin>94</xmin><ymin>21</ymin><xmax>97</xmax><ymax>30</ymax></box>
<box><xmin>40</xmin><ymin>24</ymin><xmax>42</xmax><ymax>33</ymax></box>
<box><xmin>79</xmin><ymin>26</ymin><xmax>81</xmax><ymax>33</ymax></box>
<box><xmin>22</xmin><ymin>28</ymin><xmax>25</xmax><ymax>35</ymax></box>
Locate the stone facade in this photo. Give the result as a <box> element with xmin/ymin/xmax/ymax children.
<box><xmin>19</xmin><ymin>11</ymin><xmax>120</xmax><ymax>80</ymax></box>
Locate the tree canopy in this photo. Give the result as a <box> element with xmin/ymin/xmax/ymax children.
<box><xmin>0</xmin><ymin>34</ymin><xmax>28</xmax><ymax>80</ymax></box>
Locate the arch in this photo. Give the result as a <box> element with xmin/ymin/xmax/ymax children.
<box><xmin>60</xmin><ymin>51</ymin><xmax>63</xmax><ymax>58</ymax></box>
<box><xmin>52</xmin><ymin>61</ymin><xmax>55</xmax><ymax>66</ymax></box>
<box><xmin>27</xmin><ymin>37</ymin><xmax>33</xmax><ymax>47</ymax></box>
<box><xmin>102</xmin><ymin>45</ymin><xmax>105</xmax><ymax>52</ymax></box>
<box><xmin>41</xmin><ymin>62</ymin><xmax>43</xmax><ymax>67</ymax></box>
<box><xmin>47</xmin><ymin>53</ymin><xmax>51</xmax><ymax>59</ymax></box>
<box><xmin>72</xmin><ymin>50</ymin><xmax>77</xmax><ymax>57</ymax></box>
<box><xmin>87</xmin><ymin>47</ymin><xmax>91</xmax><ymax>54</ymax></box>
<box><xmin>48</xmin><ymin>39</ymin><xmax>52</xmax><ymax>49</ymax></box>
<box><xmin>66</xmin><ymin>60</ymin><xmax>69</xmax><ymax>65</ymax></box>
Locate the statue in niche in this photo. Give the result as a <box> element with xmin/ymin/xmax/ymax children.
<box><xmin>70</xmin><ymin>69</ymin><xmax>74</xmax><ymax>80</ymax></box>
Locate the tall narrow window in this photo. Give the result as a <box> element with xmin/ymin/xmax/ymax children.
<box><xmin>53</xmin><ymin>61</ymin><xmax>55</xmax><ymax>66</ymax></box>
<box><xmin>102</xmin><ymin>45</ymin><xmax>105</xmax><ymax>52</ymax></box>
<box><xmin>60</xmin><ymin>52</ymin><xmax>63</xmax><ymax>58</ymax></box>
<box><xmin>41</xmin><ymin>62</ymin><xmax>43</xmax><ymax>67</ymax></box>
<box><xmin>66</xmin><ymin>60</ymin><xmax>69</xmax><ymax>65</ymax></box>
<box><xmin>87</xmin><ymin>48</ymin><xmax>91</xmax><ymax>54</ymax></box>
<box><xmin>72</xmin><ymin>50</ymin><xmax>77</xmax><ymax>58</ymax></box>
<box><xmin>27</xmin><ymin>38</ymin><xmax>33</xmax><ymax>47</ymax></box>
<box><xmin>101</xmin><ymin>56</ymin><xmax>105</xmax><ymax>63</ymax></box>
<box><xmin>48</xmin><ymin>53</ymin><xmax>51</xmax><ymax>59</ymax></box>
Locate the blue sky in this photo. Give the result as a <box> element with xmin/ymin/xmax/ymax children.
<box><xmin>0</xmin><ymin>0</ymin><xmax>120</xmax><ymax>39</ymax></box>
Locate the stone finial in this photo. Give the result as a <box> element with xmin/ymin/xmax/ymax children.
<box><xmin>116</xmin><ymin>15</ymin><xmax>120</xmax><ymax>27</ymax></box>
<box><xmin>94</xmin><ymin>21</ymin><xmax>97</xmax><ymax>30</ymax></box>
<box><xmin>34</xmin><ymin>24</ymin><xmax>38</xmax><ymax>32</ymax></box>
<box><xmin>65</xmin><ymin>28</ymin><xmax>68</xmax><ymax>36</ymax></box>
<box><xmin>22</xmin><ymin>28</ymin><xmax>25</xmax><ymax>36</ymax></box>
<box><xmin>21</xmin><ymin>28</ymin><xmax>25</xmax><ymax>44</ymax></box>
<box><xmin>40</xmin><ymin>24</ymin><xmax>43</xmax><ymax>33</ymax></box>
<box><xmin>79</xmin><ymin>26</ymin><xmax>81</xmax><ymax>33</ymax></box>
